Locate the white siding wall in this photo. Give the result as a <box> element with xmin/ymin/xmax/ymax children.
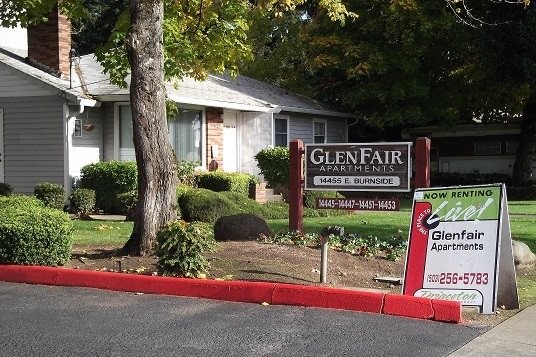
<box><xmin>0</xmin><ymin>96</ymin><xmax>65</xmax><ymax>193</ymax></box>
<box><xmin>240</xmin><ymin>112</ymin><xmax>272</xmax><ymax>175</ymax></box>
<box><xmin>0</xmin><ymin>63</ymin><xmax>55</xmax><ymax>97</ymax></box>
<box><xmin>103</xmin><ymin>102</ymin><xmax>115</xmax><ymax>161</ymax></box>
<box><xmin>286</xmin><ymin>113</ymin><xmax>347</xmax><ymax>144</ymax></box>
<box><xmin>68</xmin><ymin>106</ymin><xmax>103</xmax><ymax>185</ymax></box>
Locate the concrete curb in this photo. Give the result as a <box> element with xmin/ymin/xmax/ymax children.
<box><xmin>0</xmin><ymin>265</ymin><xmax>461</xmax><ymax>323</ymax></box>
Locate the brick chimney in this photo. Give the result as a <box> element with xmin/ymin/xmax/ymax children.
<box><xmin>27</xmin><ymin>6</ymin><xmax>71</xmax><ymax>78</ymax></box>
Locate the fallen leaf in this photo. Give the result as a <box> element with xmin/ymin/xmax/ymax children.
<box><xmin>197</xmin><ymin>273</ymin><xmax>207</xmax><ymax>279</ymax></box>
<box><xmin>221</xmin><ymin>274</ymin><xmax>234</xmax><ymax>280</ymax></box>
<box><xmin>261</xmin><ymin>302</ymin><xmax>269</xmax><ymax>306</ymax></box>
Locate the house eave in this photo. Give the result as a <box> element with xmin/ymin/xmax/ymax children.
<box><xmin>272</xmin><ymin>105</ymin><xmax>357</xmax><ymax>118</ymax></box>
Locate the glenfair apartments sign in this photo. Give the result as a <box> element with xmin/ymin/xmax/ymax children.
<box><xmin>403</xmin><ymin>184</ymin><xmax>519</xmax><ymax>314</ymax></box>
<box><xmin>304</xmin><ymin>142</ymin><xmax>411</xmax><ymax>192</ymax></box>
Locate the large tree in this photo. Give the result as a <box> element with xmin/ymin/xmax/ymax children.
<box><xmin>2</xmin><ymin>0</ymin><xmax>353</xmax><ymax>256</ymax></box>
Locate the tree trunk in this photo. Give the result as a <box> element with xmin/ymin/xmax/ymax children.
<box><xmin>512</xmin><ymin>90</ymin><xmax>536</xmax><ymax>186</ymax></box>
<box><xmin>121</xmin><ymin>0</ymin><xmax>178</xmax><ymax>256</ymax></box>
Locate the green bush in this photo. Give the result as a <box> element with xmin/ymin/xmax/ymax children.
<box><xmin>304</xmin><ymin>190</ymin><xmax>341</xmax><ymax>209</ymax></box>
<box><xmin>431</xmin><ymin>172</ymin><xmax>510</xmax><ymax>187</ymax></box>
<box><xmin>115</xmin><ymin>190</ymin><xmax>137</xmax><ymax>216</ymax></box>
<box><xmin>69</xmin><ymin>188</ymin><xmax>96</xmax><ymax>215</ymax></box>
<box><xmin>177</xmin><ymin>160</ymin><xmax>199</xmax><ymax>186</ymax></box>
<box><xmin>79</xmin><ymin>161</ymin><xmax>138</xmax><ymax>213</ymax></box>
<box><xmin>34</xmin><ymin>182</ymin><xmax>65</xmax><ymax>210</ymax></box>
<box><xmin>179</xmin><ymin>188</ymin><xmax>240</xmax><ymax>223</ymax></box>
<box><xmin>0</xmin><ymin>182</ymin><xmax>13</xmax><ymax>196</ymax></box>
<box><xmin>0</xmin><ymin>206</ymin><xmax>73</xmax><ymax>266</ymax></box>
<box><xmin>0</xmin><ymin>195</ymin><xmax>45</xmax><ymax>210</ymax></box>
<box><xmin>254</xmin><ymin>147</ymin><xmax>290</xmax><ymax>188</ymax></box>
<box><xmin>507</xmin><ymin>183</ymin><xmax>536</xmax><ymax>200</ymax></box>
<box><xmin>155</xmin><ymin>220</ymin><xmax>215</xmax><ymax>277</ymax></box>
<box><xmin>196</xmin><ymin>171</ymin><xmax>252</xmax><ymax>196</ymax></box>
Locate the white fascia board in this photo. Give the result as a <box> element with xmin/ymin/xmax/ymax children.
<box><xmin>272</xmin><ymin>105</ymin><xmax>358</xmax><ymax>118</ymax></box>
<box><xmin>167</xmin><ymin>93</ymin><xmax>273</xmax><ymax>112</ymax></box>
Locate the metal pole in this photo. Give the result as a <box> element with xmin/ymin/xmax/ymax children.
<box><xmin>320</xmin><ymin>236</ymin><xmax>328</xmax><ymax>283</ymax></box>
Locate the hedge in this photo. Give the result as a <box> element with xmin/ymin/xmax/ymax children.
<box><xmin>0</xmin><ymin>205</ymin><xmax>73</xmax><ymax>266</ymax></box>
<box><xmin>254</xmin><ymin>147</ymin><xmax>290</xmax><ymax>188</ymax></box>
<box><xmin>196</xmin><ymin>171</ymin><xmax>252</xmax><ymax>196</ymax></box>
<box><xmin>79</xmin><ymin>161</ymin><xmax>138</xmax><ymax>213</ymax></box>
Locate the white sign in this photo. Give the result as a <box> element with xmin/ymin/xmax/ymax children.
<box><xmin>402</xmin><ymin>184</ymin><xmax>519</xmax><ymax>314</ymax></box>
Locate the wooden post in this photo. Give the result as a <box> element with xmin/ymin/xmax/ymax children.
<box><xmin>289</xmin><ymin>140</ymin><xmax>304</xmax><ymax>233</ymax></box>
<box><xmin>414</xmin><ymin>137</ymin><xmax>431</xmax><ymax>189</ymax></box>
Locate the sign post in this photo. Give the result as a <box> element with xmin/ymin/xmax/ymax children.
<box><xmin>403</xmin><ymin>184</ymin><xmax>518</xmax><ymax>314</ymax></box>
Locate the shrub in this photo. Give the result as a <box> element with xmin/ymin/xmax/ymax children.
<box><xmin>69</xmin><ymin>188</ymin><xmax>96</xmax><ymax>216</ymax></box>
<box><xmin>0</xmin><ymin>195</ymin><xmax>45</xmax><ymax>210</ymax></box>
<box><xmin>303</xmin><ymin>190</ymin><xmax>341</xmax><ymax>209</ymax></box>
<box><xmin>79</xmin><ymin>161</ymin><xmax>137</xmax><ymax>213</ymax></box>
<box><xmin>507</xmin><ymin>183</ymin><xmax>536</xmax><ymax>200</ymax></box>
<box><xmin>0</xmin><ymin>182</ymin><xmax>13</xmax><ymax>196</ymax></box>
<box><xmin>34</xmin><ymin>182</ymin><xmax>65</xmax><ymax>210</ymax></box>
<box><xmin>178</xmin><ymin>188</ymin><xmax>240</xmax><ymax>223</ymax></box>
<box><xmin>0</xmin><ymin>206</ymin><xmax>73</xmax><ymax>266</ymax></box>
<box><xmin>196</xmin><ymin>171</ymin><xmax>252</xmax><ymax>196</ymax></box>
<box><xmin>431</xmin><ymin>172</ymin><xmax>510</xmax><ymax>187</ymax></box>
<box><xmin>254</xmin><ymin>147</ymin><xmax>290</xmax><ymax>188</ymax></box>
<box><xmin>177</xmin><ymin>160</ymin><xmax>199</xmax><ymax>186</ymax></box>
<box><xmin>115</xmin><ymin>190</ymin><xmax>137</xmax><ymax>218</ymax></box>
<box><xmin>155</xmin><ymin>220</ymin><xmax>215</xmax><ymax>277</ymax></box>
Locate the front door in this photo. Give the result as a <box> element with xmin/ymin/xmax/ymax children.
<box><xmin>0</xmin><ymin>109</ymin><xmax>4</xmax><ymax>183</ymax></box>
<box><xmin>223</xmin><ymin>111</ymin><xmax>238</xmax><ymax>172</ymax></box>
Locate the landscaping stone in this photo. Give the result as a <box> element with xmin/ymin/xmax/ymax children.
<box><xmin>214</xmin><ymin>213</ymin><xmax>272</xmax><ymax>241</ymax></box>
<box><xmin>512</xmin><ymin>240</ymin><xmax>536</xmax><ymax>268</ymax></box>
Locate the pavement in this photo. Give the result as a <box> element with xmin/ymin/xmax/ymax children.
<box><xmin>0</xmin><ymin>264</ymin><xmax>534</xmax><ymax>355</ymax></box>
<box><xmin>449</xmin><ymin>304</ymin><xmax>536</xmax><ymax>356</ymax></box>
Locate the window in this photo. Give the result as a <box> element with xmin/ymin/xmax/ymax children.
<box><xmin>274</xmin><ymin>117</ymin><xmax>288</xmax><ymax>147</ymax></box>
<box><xmin>168</xmin><ymin>109</ymin><xmax>202</xmax><ymax>162</ymax></box>
<box><xmin>118</xmin><ymin>105</ymin><xmax>202</xmax><ymax>163</ymax></box>
<box><xmin>313</xmin><ymin>120</ymin><xmax>326</xmax><ymax>143</ymax></box>
<box><xmin>119</xmin><ymin>105</ymin><xmax>134</xmax><ymax>149</ymax></box>
<box><xmin>474</xmin><ymin>141</ymin><xmax>501</xmax><ymax>155</ymax></box>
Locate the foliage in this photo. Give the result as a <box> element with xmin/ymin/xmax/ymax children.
<box><xmin>71</xmin><ymin>0</ymin><xmax>129</xmax><ymax>55</ymax></box>
<box><xmin>328</xmin><ymin>233</ymin><xmax>407</xmax><ymax>261</ymax></box>
<box><xmin>69</xmin><ymin>188</ymin><xmax>96</xmax><ymax>215</ymax></box>
<box><xmin>79</xmin><ymin>161</ymin><xmax>138</xmax><ymax>213</ymax></box>
<box><xmin>431</xmin><ymin>172</ymin><xmax>511</xmax><ymax>187</ymax></box>
<box><xmin>196</xmin><ymin>171</ymin><xmax>252</xmax><ymax>196</ymax></box>
<box><xmin>177</xmin><ymin>160</ymin><xmax>199</xmax><ymax>187</ymax></box>
<box><xmin>0</xmin><ymin>183</ymin><xmax>13</xmax><ymax>196</ymax></box>
<box><xmin>303</xmin><ymin>190</ymin><xmax>340</xmax><ymax>209</ymax></box>
<box><xmin>178</xmin><ymin>188</ymin><xmax>239</xmax><ymax>223</ymax></box>
<box><xmin>268</xmin><ymin>230</ymin><xmax>318</xmax><ymax>246</ymax></box>
<box><xmin>0</xmin><ymin>206</ymin><xmax>73</xmax><ymax>266</ymax></box>
<box><xmin>34</xmin><ymin>182</ymin><xmax>65</xmax><ymax>210</ymax></box>
<box><xmin>254</xmin><ymin>147</ymin><xmax>290</xmax><ymax>188</ymax></box>
<box><xmin>265</xmin><ymin>228</ymin><xmax>407</xmax><ymax>261</ymax></box>
<box><xmin>115</xmin><ymin>190</ymin><xmax>138</xmax><ymax>217</ymax></box>
<box><xmin>0</xmin><ymin>195</ymin><xmax>45</xmax><ymax>210</ymax></box>
<box><xmin>508</xmin><ymin>183</ymin><xmax>536</xmax><ymax>200</ymax></box>
<box><xmin>155</xmin><ymin>220</ymin><xmax>215</xmax><ymax>277</ymax></box>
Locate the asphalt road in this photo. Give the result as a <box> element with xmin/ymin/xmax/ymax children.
<box><xmin>0</xmin><ymin>282</ymin><xmax>485</xmax><ymax>356</ymax></box>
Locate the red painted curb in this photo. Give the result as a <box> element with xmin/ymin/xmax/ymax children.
<box><xmin>383</xmin><ymin>294</ymin><xmax>435</xmax><ymax>320</ymax></box>
<box><xmin>432</xmin><ymin>299</ymin><xmax>462</xmax><ymax>323</ymax></box>
<box><xmin>0</xmin><ymin>265</ymin><xmax>461</xmax><ymax>323</ymax></box>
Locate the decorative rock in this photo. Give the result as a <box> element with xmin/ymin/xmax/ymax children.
<box><xmin>512</xmin><ymin>240</ymin><xmax>536</xmax><ymax>268</ymax></box>
<box><xmin>214</xmin><ymin>213</ymin><xmax>272</xmax><ymax>241</ymax></box>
